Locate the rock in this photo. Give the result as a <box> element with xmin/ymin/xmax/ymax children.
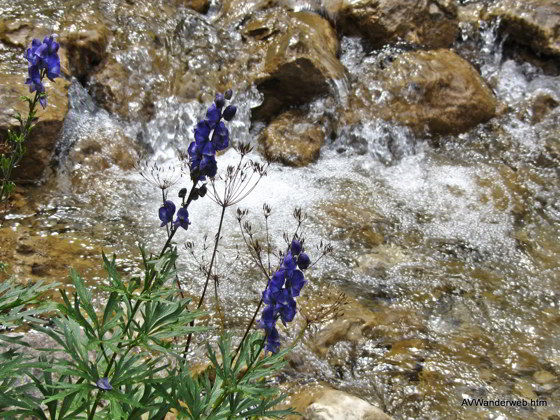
<box><xmin>533</xmin><ymin>370</ymin><xmax>556</xmax><ymax>385</ymax></box>
<box><xmin>383</xmin><ymin>49</ymin><xmax>496</xmax><ymax>134</ymax></box>
<box><xmin>529</xmin><ymin>92</ymin><xmax>559</xmax><ymax>124</ymax></box>
<box><xmin>66</xmin><ymin>129</ymin><xmax>140</xmax><ymax>172</ymax></box>
<box><xmin>337</xmin><ymin>0</ymin><xmax>459</xmax><ymax>49</ymax></box>
<box><xmin>311</xmin><ymin>303</ymin><xmax>425</xmax><ymax>358</ymax></box>
<box><xmin>248</xmin><ymin>10</ymin><xmax>345</xmax><ymax>120</ymax></box>
<box><xmin>259</xmin><ymin>109</ymin><xmax>325</xmax><ymax>166</ymax></box>
<box><xmin>484</xmin><ymin>0</ymin><xmax>560</xmax><ymax>57</ymax></box>
<box><xmin>0</xmin><ymin>21</ymin><xmax>34</xmax><ymax>49</ymax></box>
<box><xmin>304</xmin><ymin>389</ymin><xmax>394</xmax><ymax>420</ymax></box>
<box><xmin>317</xmin><ymin>198</ymin><xmax>387</xmax><ymax>248</ymax></box>
<box><xmin>344</xmin><ymin>49</ymin><xmax>497</xmax><ymax>136</ymax></box>
<box><xmin>60</xmin><ymin>14</ymin><xmax>109</xmax><ymax>83</ymax></box>
<box><xmin>0</xmin><ymin>75</ymin><xmax>70</xmax><ymax>183</ymax></box>
<box><xmin>357</xmin><ymin>245</ymin><xmax>408</xmax><ymax>278</ymax></box>
<box><xmin>181</xmin><ymin>0</ymin><xmax>210</xmax><ymax>13</ymax></box>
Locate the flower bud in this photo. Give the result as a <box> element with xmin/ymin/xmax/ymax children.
<box><xmin>198</xmin><ymin>184</ymin><xmax>207</xmax><ymax>197</ymax></box>
<box><xmin>178</xmin><ymin>187</ymin><xmax>187</xmax><ymax>198</ymax></box>
<box><xmin>223</xmin><ymin>105</ymin><xmax>237</xmax><ymax>121</ymax></box>
<box><xmin>291</xmin><ymin>239</ymin><xmax>302</xmax><ymax>255</ymax></box>
<box><xmin>224</xmin><ymin>89</ymin><xmax>233</xmax><ymax>100</ymax></box>
<box><xmin>297</xmin><ymin>253</ymin><xmax>311</xmax><ymax>270</ymax></box>
<box><xmin>215</xmin><ymin>93</ymin><xmax>225</xmax><ymax>108</ymax></box>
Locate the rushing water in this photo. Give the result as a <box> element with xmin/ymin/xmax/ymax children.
<box><xmin>1</xmin><ymin>1</ymin><xmax>560</xmax><ymax>419</ymax></box>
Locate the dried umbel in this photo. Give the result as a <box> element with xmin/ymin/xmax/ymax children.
<box><xmin>207</xmin><ymin>157</ymin><xmax>269</xmax><ymax>208</ymax></box>
<box><xmin>136</xmin><ymin>160</ymin><xmax>182</xmax><ymax>192</ymax></box>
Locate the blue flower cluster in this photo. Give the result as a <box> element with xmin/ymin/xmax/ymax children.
<box><xmin>159</xmin><ymin>200</ymin><xmax>190</xmax><ymax>230</ymax></box>
<box><xmin>188</xmin><ymin>91</ymin><xmax>237</xmax><ymax>181</ymax></box>
<box><xmin>25</xmin><ymin>36</ymin><xmax>61</xmax><ymax>109</ymax></box>
<box><xmin>260</xmin><ymin>240</ymin><xmax>311</xmax><ymax>353</ymax></box>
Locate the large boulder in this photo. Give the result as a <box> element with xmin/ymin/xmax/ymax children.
<box><xmin>344</xmin><ymin>49</ymin><xmax>497</xmax><ymax>136</ymax></box>
<box><xmin>259</xmin><ymin>109</ymin><xmax>326</xmax><ymax>166</ymax></box>
<box><xmin>483</xmin><ymin>0</ymin><xmax>560</xmax><ymax>57</ymax></box>
<box><xmin>337</xmin><ymin>0</ymin><xmax>459</xmax><ymax>49</ymax></box>
<box><xmin>245</xmin><ymin>9</ymin><xmax>345</xmax><ymax>120</ymax></box>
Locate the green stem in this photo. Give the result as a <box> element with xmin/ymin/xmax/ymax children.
<box><xmin>0</xmin><ymin>91</ymin><xmax>40</xmax><ymax>204</ymax></box>
<box><xmin>88</xmin><ymin>181</ymin><xmax>199</xmax><ymax>419</ymax></box>
<box><xmin>183</xmin><ymin>205</ymin><xmax>227</xmax><ymax>358</ymax></box>
<box><xmin>207</xmin><ymin>332</ymin><xmax>267</xmax><ymax>418</ymax></box>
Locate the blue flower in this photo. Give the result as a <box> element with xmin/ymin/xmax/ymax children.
<box><xmin>206</xmin><ymin>103</ymin><xmax>221</xmax><ymax>129</ymax></box>
<box><xmin>259</xmin><ymin>244</ymin><xmax>312</xmax><ymax>353</ymax></box>
<box><xmin>187</xmin><ymin>92</ymin><xmax>236</xmax><ymax>181</ymax></box>
<box><xmin>211</xmin><ymin>122</ymin><xmax>229</xmax><ymax>151</ymax></box>
<box><xmin>96</xmin><ymin>377</ymin><xmax>113</xmax><ymax>391</ymax></box>
<box><xmin>174</xmin><ymin>207</ymin><xmax>190</xmax><ymax>230</ymax></box>
<box><xmin>24</xmin><ymin>35</ymin><xmax>61</xmax><ymax>109</ymax></box>
<box><xmin>215</xmin><ymin>92</ymin><xmax>225</xmax><ymax>108</ymax></box>
<box><xmin>158</xmin><ymin>200</ymin><xmax>176</xmax><ymax>226</ymax></box>
<box><xmin>291</xmin><ymin>240</ymin><xmax>302</xmax><ymax>255</ymax></box>
<box><xmin>265</xmin><ymin>325</ymin><xmax>281</xmax><ymax>353</ymax></box>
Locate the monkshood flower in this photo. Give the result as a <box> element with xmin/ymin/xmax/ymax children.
<box><xmin>259</xmin><ymin>239</ymin><xmax>310</xmax><ymax>353</ymax></box>
<box><xmin>187</xmin><ymin>92</ymin><xmax>237</xmax><ymax>181</ymax></box>
<box><xmin>24</xmin><ymin>35</ymin><xmax>61</xmax><ymax>108</ymax></box>
<box><xmin>159</xmin><ymin>200</ymin><xmax>189</xmax><ymax>230</ymax></box>
<box><xmin>159</xmin><ymin>200</ymin><xmax>176</xmax><ymax>226</ymax></box>
<box><xmin>96</xmin><ymin>377</ymin><xmax>113</xmax><ymax>391</ymax></box>
<box><xmin>174</xmin><ymin>207</ymin><xmax>190</xmax><ymax>230</ymax></box>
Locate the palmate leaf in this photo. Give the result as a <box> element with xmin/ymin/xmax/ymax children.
<box><xmin>0</xmin><ymin>277</ymin><xmax>58</xmax><ymax>332</ymax></box>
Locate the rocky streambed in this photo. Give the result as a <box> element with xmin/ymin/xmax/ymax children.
<box><xmin>1</xmin><ymin>0</ymin><xmax>559</xmax><ymax>419</ymax></box>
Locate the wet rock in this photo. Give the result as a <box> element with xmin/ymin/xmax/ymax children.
<box><xmin>316</xmin><ymin>197</ymin><xmax>388</xmax><ymax>248</ymax></box>
<box><xmin>484</xmin><ymin>0</ymin><xmax>560</xmax><ymax>57</ymax></box>
<box><xmin>0</xmin><ymin>21</ymin><xmax>35</xmax><ymax>49</ymax></box>
<box><xmin>304</xmin><ymin>388</ymin><xmax>394</xmax><ymax>420</ymax></box>
<box><xmin>383</xmin><ymin>49</ymin><xmax>496</xmax><ymax>135</ymax></box>
<box><xmin>247</xmin><ymin>10</ymin><xmax>345</xmax><ymax>120</ymax></box>
<box><xmin>259</xmin><ymin>109</ymin><xmax>325</xmax><ymax>166</ymax></box>
<box><xmin>533</xmin><ymin>370</ymin><xmax>556</xmax><ymax>385</ymax></box>
<box><xmin>345</xmin><ymin>49</ymin><xmax>496</xmax><ymax>136</ymax></box>
<box><xmin>529</xmin><ymin>92</ymin><xmax>559</xmax><ymax>124</ymax></box>
<box><xmin>60</xmin><ymin>14</ymin><xmax>109</xmax><ymax>83</ymax></box>
<box><xmin>88</xmin><ymin>52</ymin><xmax>160</xmax><ymax>121</ymax></box>
<box><xmin>67</xmin><ymin>129</ymin><xmax>140</xmax><ymax>172</ymax></box>
<box><xmin>181</xmin><ymin>0</ymin><xmax>210</xmax><ymax>13</ymax></box>
<box><xmin>337</xmin><ymin>0</ymin><xmax>459</xmax><ymax>49</ymax></box>
<box><xmin>357</xmin><ymin>245</ymin><xmax>408</xmax><ymax>278</ymax></box>
<box><xmin>311</xmin><ymin>302</ymin><xmax>425</xmax><ymax>358</ymax></box>
<box><xmin>0</xmin><ymin>75</ymin><xmax>70</xmax><ymax>183</ymax></box>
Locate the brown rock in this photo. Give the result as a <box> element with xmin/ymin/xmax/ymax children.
<box><xmin>530</xmin><ymin>93</ymin><xmax>559</xmax><ymax>124</ymax></box>
<box><xmin>61</xmin><ymin>18</ymin><xmax>109</xmax><ymax>83</ymax></box>
<box><xmin>181</xmin><ymin>0</ymin><xmax>210</xmax><ymax>13</ymax></box>
<box><xmin>344</xmin><ymin>49</ymin><xmax>496</xmax><ymax>136</ymax></box>
<box><xmin>0</xmin><ymin>75</ymin><xmax>70</xmax><ymax>184</ymax></box>
<box><xmin>67</xmin><ymin>129</ymin><xmax>140</xmax><ymax>172</ymax></box>
<box><xmin>484</xmin><ymin>0</ymin><xmax>560</xmax><ymax>57</ymax></box>
<box><xmin>259</xmin><ymin>109</ymin><xmax>325</xmax><ymax>166</ymax></box>
<box><xmin>304</xmin><ymin>388</ymin><xmax>394</xmax><ymax>420</ymax></box>
<box><xmin>249</xmin><ymin>10</ymin><xmax>345</xmax><ymax>120</ymax></box>
<box><xmin>384</xmin><ymin>49</ymin><xmax>496</xmax><ymax>134</ymax></box>
<box><xmin>337</xmin><ymin>0</ymin><xmax>459</xmax><ymax>49</ymax></box>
